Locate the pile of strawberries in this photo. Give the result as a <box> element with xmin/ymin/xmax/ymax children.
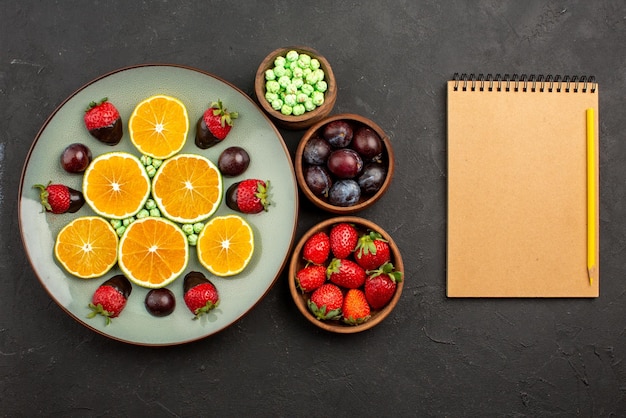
<box><xmin>295</xmin><ymin>222</ymin><xmax>402</xmax><ymax>325</ymax></box>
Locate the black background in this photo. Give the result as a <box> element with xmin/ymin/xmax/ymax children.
<box><xmin>2</xmin><ymin>1</ymin><xmax>626</xmax><ymax>416</ymax></box>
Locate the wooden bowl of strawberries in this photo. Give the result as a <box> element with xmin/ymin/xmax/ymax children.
<box><xmin>295</xmin><ymin>113</ymin><xmax>395</xmax><ymax>214</ymax></box>
<box><xmin>254</xmin><ymin>46</ymin><xmax>337</xmax><ymax>130</ymax></box>
<box><xmin>288</xmin><ymin>216</ymin><xmax>404</xmax><ymax>333</ymax></box>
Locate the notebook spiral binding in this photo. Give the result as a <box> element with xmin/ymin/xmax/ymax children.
<box><xmin>452</xmin><ymin>73</ymin><xmax>596</xmax><ymax>93</ymax></box>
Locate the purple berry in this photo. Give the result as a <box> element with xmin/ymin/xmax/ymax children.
<box><xmin>328</xmin><ymin>179</ymin><xmax>361</xmax><ymax>207</ymax></box>
<box><xmin>303</xmin><ymin>137</ymin><xmax>332</xmax><ymax>165</ymax></box>
<box><xmin>323</xmin><ymin>120</ymin><xmax>353</xmax><ymax>148</ymax></box>
<box><xmin>304</xmin><ymin>165</ymin><xmax>333</xmax><ymax>196</ymax></box>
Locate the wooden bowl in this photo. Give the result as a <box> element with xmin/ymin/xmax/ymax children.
<box><xmin>288</xmin><ymin>216</ymin><xmax>404</xmax><ymax>333</ymax></box>
<box><xmin>295</xmin><ymin>113</ymin><xmax>394</xmax><ymax>213</ymax></box>
<box><xmin>254</xmin><ymin>46</ymin><xmax>337</xmax><ymax>130</ymax></box>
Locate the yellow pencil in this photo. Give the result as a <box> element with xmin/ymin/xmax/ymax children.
<box><xmin>586</xmin><ymin>108</ymin><xmax>598</xmax><ymax>285</ymax></box>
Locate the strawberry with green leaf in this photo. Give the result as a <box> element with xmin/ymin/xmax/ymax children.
<box><xmin>342</xmin><ymin>288</ymin><xmax>371</xmax><ymax>325</ymax></box>
<box><xmin>364</xmin><ymin>262</ymin><xmax>403</xmax><ymax>310</ymax></box>
<box><xmin>307</xmin><ymin>283</ymin><xmax>343</xmax><ymax>320</ymax></box>
<box><xmin>355</xmin><ymin>231</ymin><xmax>391</xmax><ymax>270</ymax></box>
<box><xmin>84</xmin><ymin>98</ymin><xmax>123</xmax><ymax>145</ymax></box>
<box><xmin>327</xmin><ymin>258</ymin><xmax>366</xmax><ymax>289</ymax></box>
<box><xmin>225</xmin><ymin>179</ymin><xmax>272</xmax><ymax>214</ymax></box>
<box><xmin>87</xmin><ymin>275</ymin><xmax>132</xmax><ymax>325</ymax></box>
<box><xmin>183</xmin><ymin>271</ymin><xmax>220</xmax><ymax>320</ymax></box>
<box><xmin>295</xmin><ymin>264</ymin><xmax>327</xmax><ymax>293</ymax></box>
<box><xmin>195</xmin><ymin>99</ymin><xmax>239</xmax><ymax>149</ymax></box>
<box><xmin>33</xmin><ymin>181</ymin><xmax>84</xmax><ymax>214</ymax></box>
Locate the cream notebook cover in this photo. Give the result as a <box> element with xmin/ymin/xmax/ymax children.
<box><xmin>447</xmin><ymin>74</ymin><xmax>599</xmax><ymax>297</ymax></box>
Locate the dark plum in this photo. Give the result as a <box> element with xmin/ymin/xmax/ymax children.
<box><xmin>358</xmin><ymin>163</ymin><xmax>387</xmax><ymax>194</ymax></box>
<box><xmin>328</xmin><ymin>179</ymin><xmax>361</xmax><ymax>207</ymax></box>
<box><xmin>323</xmin><ymin>120</ymin><xmax>353</xmax><ymax>148</ymax></box>
<box><xmin>145</xmin><ymin>288</ymin><xmax>176</xmax><ymax>317</ymax></box>
<box><xmin>303</xmin><ymin>136</ymin><xmax>332</xmax><ymax>165</ymax></box>
<box><xmin>60</xmin><ymin>143</ymin><xmax>92</xmax><ymax>173</ymax></box>
<box><xmin>327</xmin><ymin>148</ymin><xmax>363</xmax><ymax>179</ymax></box>
<box><xmin>351</xmin><ymin>127</ymin><xmax>383</xmax><ymax>161</ymax></box>
<box><xmin>218</xmin><ymin>146</ymin><xmax>250</xmax><ymax>176</ymax></box>
<box><xmin>304</xmin><ymin>165</ymin><xmax>333</xmax><ymax>196</ymax></box>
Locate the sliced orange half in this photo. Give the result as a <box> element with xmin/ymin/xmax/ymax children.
<box><xmin>118</xmin><ymin>217</ymin><xmax>189</xmax><ymax>288</ymax></box>
<box><xmin>197</xmin><ymin>214</ymin><xmax>254</xmax><ymax>277</ymax></box>
<box><xmin>128</xmin><ymin>95</ymin><xmax>189</xmax><ymax>159</ymax></box>
<box><xmin>83</xmin><ymin>151</ymin><xmax>151</xmax><ymax>219</ymax></box>
<box><xmin>54</xmin><ymin>216</ymin><xmax>119</xmax><ymax>279</ymax></box>
<box><xmin>151</xmin><ymin>153</ymin><xmax>223</xmax><ymax>224</ymax></box>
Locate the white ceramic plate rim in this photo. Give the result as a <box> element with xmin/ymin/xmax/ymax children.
<box><xmin>18</xmin><ymin>64</ymin><xmax>298</xmax><ymax>346</ymax></box>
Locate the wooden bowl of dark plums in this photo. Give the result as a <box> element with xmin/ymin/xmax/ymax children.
<box><xmin>294</xmin><ymin>113</ymin><xmax>394</xmax><ymax>214</ymax></box>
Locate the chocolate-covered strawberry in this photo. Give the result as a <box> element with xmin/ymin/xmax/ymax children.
<box><xmin>87</xmin><ymin>274</ymin><xmax>132</xmax><ymax>325</ymax></box>
<box><xmin>84</xmin><ymin>98</ymin><xmax>123</xmax><ymax>145</ymax></box>
<box><xmin>225</xmin><ymin>179</ymin><xmax>272</xmax><ymax>214</ymax></box>
<box><xmin>33</xmin><ymin>181</ymin><xmax>84</xmax><ymax>214</ymax></box>
<box><xmin>195</xmin><ymin>99</ymin><xmax>238</xmax><ymax>149</ymax></box>
<box><xmin>183</xmin><ymin>271</ymin><xmax>220</xmax><ymax>319</ymax></box>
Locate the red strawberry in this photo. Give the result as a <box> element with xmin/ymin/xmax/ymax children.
<box><xmin>329</xmin><ymin>222</ymin><xmax>359</xmax><ymax>259</ymax></box>
<box><xmin>295</xmin><ymin>264</ymin><xmax>326</xmax><ymax>293</ymax></box>
<box><xmin>87</xmin><ymin>274</ymin><xmax>132</xmax><ymax>325</ymax></box>
<box><xmin>195</xmin><ymin>99</ymin><xmax>239</xmax><ymax>148</ymax></box>
<box><xmin>355</xmin><ymin>231</ymin><xmax>391</xmax><ymax>270</ymax></box>
<box><xmin>33</xmin><ymin>181</ymin><xmax>84</xmax><ymax>214</ymax></box>
<box><xmin>84</xmin><ymin>98</ymin><xmax>123</xmax><ymax>145</ymax></box>
<box><xmin>225</xmin><ymin>179</ymin><xmax>272</xmax><ymax>214</ymax></box>
<box><xmin>302</xmin><ymin>231</ymin><xmax>330</xmax><ymax>265</ymax></box>
<box><xmin>364</xmin><ymin>262</ymin><xmax>403</xmax><ymax>310</ymax></box>
<box><xmin>327</xmin><ymin>258</ymin><xmax>366</xmax><ymax>289</ymax></box>
<box><xmin>183</xmin><ymin>271</ymin><xmax>220</xmax><ymax>319</ymax></box>
<box><xmin>307</xmin><ymin>283</ymin><xmax>343</xmax><ymax>320</ymax></box>
<box><xmin>342</xmin><ymin>288</ymin><xmax>371</xmax><ymax>325</ymax></box>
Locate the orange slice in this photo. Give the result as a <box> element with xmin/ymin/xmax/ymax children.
<box><xmin>118</xmin><ymin>217</ymin><xmax>189</xmax><ymax>288</ymax></box>
<box><xmin>197</xmin><ymin>214</ymin><xmax>254</xmax><ymax>277</ymax></box>
<box><xmin>151</xmin><ymin>153</ymin><xmax>223</xmax><ymax>224</ymax></box>
<box><xmin>82</xmin><ymin>151</ymin><xmax>151</xmax><ymax>219</ymax></box>
<box><xmin>54</xmin><ymin>216</ymin><xmax>119</xmax><ymax>279</ymax></box>
<box><xmin>128</xmin><ymin>95</ymin><xmax>189</xmax><ymax>159</ymax></box>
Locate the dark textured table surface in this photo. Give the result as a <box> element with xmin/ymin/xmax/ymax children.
<box><xmin>3</xmin><ymin>1</ymin><xmax>626</xmax><ymax>416</ymax></box>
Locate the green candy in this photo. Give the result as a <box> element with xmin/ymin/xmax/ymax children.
<box><xmin>312</xmin><ymin>91</ymin><xmax>325</xmax><ymax>106</ymax></box>
<box><xmin>271</xmin><ymin>98</ymin><xmax>283</xmax><ymax>110</ymax></box>
<box><xmin>265</xmin><ymin>69</ymin><xmax>276</xmax><ymax>81</ymax></box>
<box><xmin>286</xmin><ymin>50</ymin><xmax>299</xmax><ymax>62</ymax></box>
<box><xmin>193</xmin><ymin>222</ymin><xmax>204</xmax><ymax>234</ymax></box>
<box><xmin>292</xmin><ymin>104</ymin><xmax>306</xmax><ymax>116</ymax></box>
<box><xmin>187</xmin><ymin>234</ymin><xmax>198</xmax><ymax>246</ymax></box>
<box><xmin>266</xmin><ymin>80</ymin><xmax>280</xmax><ymax>94</ymax></box>
<box><xmin>297</xmin><ymin>54</ymin><xmax>311</xmax><ymax>69</ymax></box>
<box><xmin>281</xmin><ymin>104</ymin><xmax>293</xmax><ymax>115</ymax></box>
<box><xmin>315</xmin><ymin>80</ymin><xmax>328</xmax><ymax>93</ymax></box>
<box><xmin>273</xmin><ymin>65</ymin><xmax>286</xmax><ymax>78</ymax></box>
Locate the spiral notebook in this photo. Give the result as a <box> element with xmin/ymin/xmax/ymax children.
<box><xmin>447</xmin><ymin>73</ymin><xmax>599</xmax><ymax>297</ymax></box>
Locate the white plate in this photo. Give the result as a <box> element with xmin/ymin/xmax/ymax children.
<box><xmin>18</xmin><ymin>64</ymin><xmax>298</xmax><ymax>346</ymax></box>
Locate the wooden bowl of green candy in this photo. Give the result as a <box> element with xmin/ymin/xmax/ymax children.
<box><xmin>254</xmin><ymin>46</ymin><xmax>337</xmax><ymax>130</ymax></box>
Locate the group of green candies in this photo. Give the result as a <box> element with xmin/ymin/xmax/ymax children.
<box><xmin>107</xmin><ymin>155</ymin><xmax>204</xmax><ymax>246</ymax></box>
<box><xmin>263</xmin><ymin>50</ymin><xmax>327</xmax><ymax>116</ymax></box>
